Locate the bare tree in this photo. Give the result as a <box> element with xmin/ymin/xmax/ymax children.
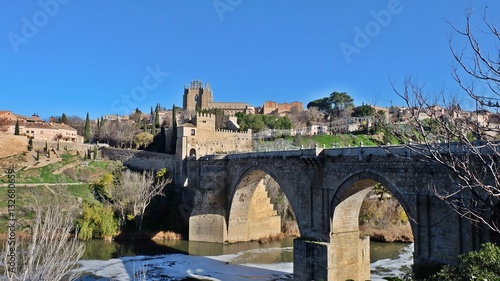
<box><xmin>2</xmin><ymin>207</ymin><xmax>85</xmax><ymax>281</ymax></box>
<box><xmin>110</xmin><ymin>169</ymin><xmax>171</xmax><ymax>231</ymax></box>
<box><xmin>388</xmin><ymin>8</ymin><xmax>500</xmax><ymax>235</ymax></box>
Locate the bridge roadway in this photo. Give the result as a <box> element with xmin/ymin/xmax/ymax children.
<box><xmin>185</xmin><ymin>145</ymin><xmax>493</xmax><ymax>280</ymax></box>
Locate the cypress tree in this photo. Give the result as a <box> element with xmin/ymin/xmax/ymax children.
<box><xmin>150</xmin><ymin>107</ymin><xmax>154</xmax><ymax>126</ymax></box>
<box><xmin>93</xmin><ymin>145</ymin><xmax>98</xmax><ymax>160</ymax></box>
<box><xmin>14</xmin><ymin>119</ymin><xmax>20</xmax><ymax>135</ymax></box>
<box><xmin>84</xmin><ymin>113</ymin><xmax>91</xmax><ymax>143</ymax></box>
<box><xmin>155</xmin><ymin>103</ymin><xmax>160</xmax><ymax>128</ymax></box>
<box><xmin>28</xmin><ymin>138</ymin><xmax>33</xmax><ymax>151</ymax></box>
<box><xmin>61</xmin><ymin>113</ymin><xmax>68</xmax><ymax>124</ymax></box>
<box><xmin>170</xmin><ymin>104</ymin><xmax>177</xmax><ymax>154</ymax></box>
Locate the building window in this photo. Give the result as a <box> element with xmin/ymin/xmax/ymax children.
<box><xmin>191</xmin><ymin>129</ymin><xmax>196</xmax><ymax>136</ymax></box>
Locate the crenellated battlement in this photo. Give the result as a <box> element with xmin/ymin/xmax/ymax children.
<box><xmin>196</xmin><ymin>112</ymin><xmax>213</xmax><ymax>119</ymax></box>
<box><xmin>216</xmin><ymin>128</ymin><xmax>252</xmax><ymax>135</ymax></box>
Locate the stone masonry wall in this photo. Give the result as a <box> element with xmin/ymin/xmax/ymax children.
<box><xmin>187</xmin><ymin>146</ymin><xmax>492</xmax><ymax>280</ymax></box>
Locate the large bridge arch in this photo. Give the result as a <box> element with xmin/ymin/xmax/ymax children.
<box><xmin>331</xmin><ymin>170</ymin><xmax>416</xmax><ymax>227</ymax></box>
<box><xmin>327</xmin><ymin>170</ymin><xmax>417</xmax><ymax>281</ymax></box>
<box><xmin>227</xmin><ymin>167</ymin><xmax>302</xmax><ymax>242</ymax></box>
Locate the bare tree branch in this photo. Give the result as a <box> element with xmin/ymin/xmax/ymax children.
<box><xmin>2</xmin><ymin>207</ymin><xmax>85</xmax><ymax>281</ymax></box>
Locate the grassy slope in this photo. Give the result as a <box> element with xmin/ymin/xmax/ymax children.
<box><xmin>0</xmin><ymin>153</ymin><xmax>109</xmax><ymax>232</ymax></box>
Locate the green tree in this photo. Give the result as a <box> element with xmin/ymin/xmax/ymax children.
<box><xmin>91</xmin><ymin>173</ymin><xmax>114</xmax><ymax>201</ymax></box>
<box><xmin>134</xmin><ymin>132</ymin><xmax>154</xmax><ymax>149</ymax></box>
<box><xmin>93</xmin><ymin>145</ymin><xmax>98</xmax><ymax>160</ymax></box>
<box><xmin>14</xmin><ymin>119</ymin><xmax>20</xmax><ymax>135</ymax></box>
<box><xmin>77</xmin><ymin>203</ymin><xmax>117</xmax><ymax>241</ymax></box>
<box><xmin>306</xmin><ymin>97</ymin><xmax>332</xmax><ymax>112</ymax></box>
<box><xmin>352</xmin><ymin>104</ymin><xmax>375</xmax><ymax>117</ymax></box>
<box><xmin>151</xmin><ymin>124</ymin><xmax>157</xmax><ymax>135</ymax></box>
<box><xmin>155</xmin><ymin>103</ymin><xmax>160</xmax><ymax>128</ymax></box>
<box><xmin>84</xmin><ymin>113</ymin><xmax>91</xmax><ymax>143</ymax></box>
<box><xmin>131</xmin><ymin>108</ymin><xmax>142</xmax><ymax>123</ymax></box>
<box><xmin>433</xmin><ymin>243</ymin><xmax>500</xmax><ymax>281</ymax></box>
<box><xmin>60</xmin><ymin>113</ymin><xmax>68</xmax><ymax>124</ymax></box>
<box><xmin>330</xmin><ymin>91</ymin><xmax>354</xmax><ymax>116</ymax></box>
<box><xmin>276</xmin><ymin>116</ymin><xmax>292</xmax><ymax>129</ymax></box>
<box><xmin>170</xmin><ymin>104</ymin><xmax>177</xmax><ymax>153</ymax></box>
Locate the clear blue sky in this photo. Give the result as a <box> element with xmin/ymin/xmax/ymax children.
<box><xmin>1</xmin><ymin>1</ymin><xmax>498</xmax><ymax>120</ymax></box>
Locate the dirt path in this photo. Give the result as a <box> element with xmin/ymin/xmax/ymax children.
<box><xmin>0</xmin><ymin>182</ymin><xmax>84</xmax><ymax>187</ymax></box>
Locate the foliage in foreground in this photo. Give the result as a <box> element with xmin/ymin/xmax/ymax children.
<box><xmin>2</xmin><ymin>207</ymin><xmax>85</xmax><ymax>281</ymax></box>
<box><xmin>387</xmin><ymin>242</ymin><xmax>500</xmax><ymax>281</ymax></box>
<box><xmin>430</xmin><ymin>242</ymin><xmax>500</xmax><ymax>281</ymax></box>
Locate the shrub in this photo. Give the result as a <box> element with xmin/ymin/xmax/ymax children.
<box><xmin>432</xmin><ymin>242</ymin><xmax>500</xmax><ymax>281</ymax></box>
<box><xmin>77</xmin><ymin>203</ymin><xmax>117</xmax><ymax>241</ymax></box>
<box><xmin>63</xmin><ymin>167</ymin><xmax>78</xmax><ymax>181</ymax></box>
<box><xmin>78</xmin><ymin>169</ymin><xmax>93</xmax><ymax>182</ymax></box>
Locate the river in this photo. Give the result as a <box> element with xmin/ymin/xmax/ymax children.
<box><xmin>74</xmin><ymin>238</ymin><xmax>413</xmax><ymax>280</ymax></box>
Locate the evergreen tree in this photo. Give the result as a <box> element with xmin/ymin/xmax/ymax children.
<box><xmin>150</xmin><ymin>106</ymin><xmax>154</xmax><ymax>125</ymax></box>
<box><xmin>170</xmin><ymin>104</ymin><xmax>177</xmax><ymax>154</ymax></box>
<box><xmin>155</xmin><ymin>103</ymin><xmax>160</xmax><ymax>128</ymax></box>
<box><xmin>93</xmin><ymin>145</ymin><xmax>98</xmax><ymax>160</ymax></box>
<box><xmin>151</xmin><ymin>124</ymin><xmax>157</xmax><ymax>135</ymax></box>
<box><xmin>14</xmin><ymin>119</ymin><xmax>20</xmax><ymax>135</ymax></box>
<box><xmin>61</xmin><ymin>113</ymin><xmax>68</xmax><ymax>124</ymax></box>
<box><xmin>84</xmin><ymin>113</ymin><xmax>91</xmax><ymax>143</ymax></box>
<box><xmin>28</xmin><ymin>138</ymin><xmax>33</xmax><ymax>151</ymax></box>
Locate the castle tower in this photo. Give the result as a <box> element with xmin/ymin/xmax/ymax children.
<box><xmin>183</xmin><ymin>80</ymin><xmax>213</xmax><ymax>117</ymax></box>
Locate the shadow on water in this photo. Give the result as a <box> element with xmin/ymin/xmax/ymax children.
<box><xmin>82</xmin><ymin>237</ymin><xmax>295</xmax><ymax>261</ymax></box>
<box><xmin>77</xmin><ymin>238</ymin><xmax>295</xmax><ymax>280</ymax></box>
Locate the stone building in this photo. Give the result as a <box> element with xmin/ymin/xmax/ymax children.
<box><xmin>182</xmin><ymin>80</ymin><xmax>254</xmax><ymax>117</ymax></box>
<box><xmin>1</xmin><ymin>110</ymin><xmax>83</xmax><ymax>143</ymax></box>
<box><xmin>176</xmin><ymin>112</ymin><xmax>252</xmax><ymax>159</ymax></box>
<box><xmin>258</xmin><ymin>101</ymin><xmax>303</xmax><ymax>116</ymax></box>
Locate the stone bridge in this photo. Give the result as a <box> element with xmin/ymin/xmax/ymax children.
<box><xmin>186</xmin><ymin>146</ymin><xmax>493</xmax><ymax>281</ymax></box>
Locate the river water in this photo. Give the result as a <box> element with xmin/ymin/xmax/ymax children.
<box><xmin>74</xmin><ymin>238</ymin><xmax>413</xmax><ymax>280</ymax></box>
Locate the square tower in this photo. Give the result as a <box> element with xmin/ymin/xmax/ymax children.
<box><xmin>183</xmin><ymin>80</ymin><xmax>213</xmax><ymax>116</ymax></box>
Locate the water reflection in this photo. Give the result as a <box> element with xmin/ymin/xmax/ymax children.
<box><xmin>82</xmin><ymin>238</ymin><xmax>295</xmax><ymax>261</ymax></box>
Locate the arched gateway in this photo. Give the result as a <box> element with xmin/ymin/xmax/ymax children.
<box><xmin>187</xmin><ymin>147</ymin><xmax>491</xmax><ymax>281</ymax></box>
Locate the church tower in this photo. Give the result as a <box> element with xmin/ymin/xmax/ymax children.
<box><xmin>183</xmin><ymin>80</ymin><xmax>213</xmax><ymax>117</ymax></box>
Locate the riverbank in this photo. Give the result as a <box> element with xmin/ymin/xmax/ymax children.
<box><xmin>359</xmin><ymin>192</ymin><xmax>414</xmax><ymax>243</ymax></box>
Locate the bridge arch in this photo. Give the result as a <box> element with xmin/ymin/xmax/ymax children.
<box><xmin>331</xmin><ymin>170</ymin><xmax>416</xmax><ymax>225</ymax></box>
<box><xmin>329</xmin><ymin>170</ymin><xmax>416</xmax><ymax>281</ymax></box>
<box><xmin>227</xmin><ymin>167</ymin><xmax>301</xmax><ymax>242</ymax></box>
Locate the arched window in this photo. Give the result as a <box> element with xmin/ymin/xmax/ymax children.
<box><xmin>189</xmin><ymin>148</ymin><xmax>196</xmax><ymax>157</ymax></box>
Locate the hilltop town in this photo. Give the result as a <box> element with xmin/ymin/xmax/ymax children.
<box><xmin>3</xmin><ymin>79</ymin><xmax>499</xmax><ymax>162</ymax></box>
